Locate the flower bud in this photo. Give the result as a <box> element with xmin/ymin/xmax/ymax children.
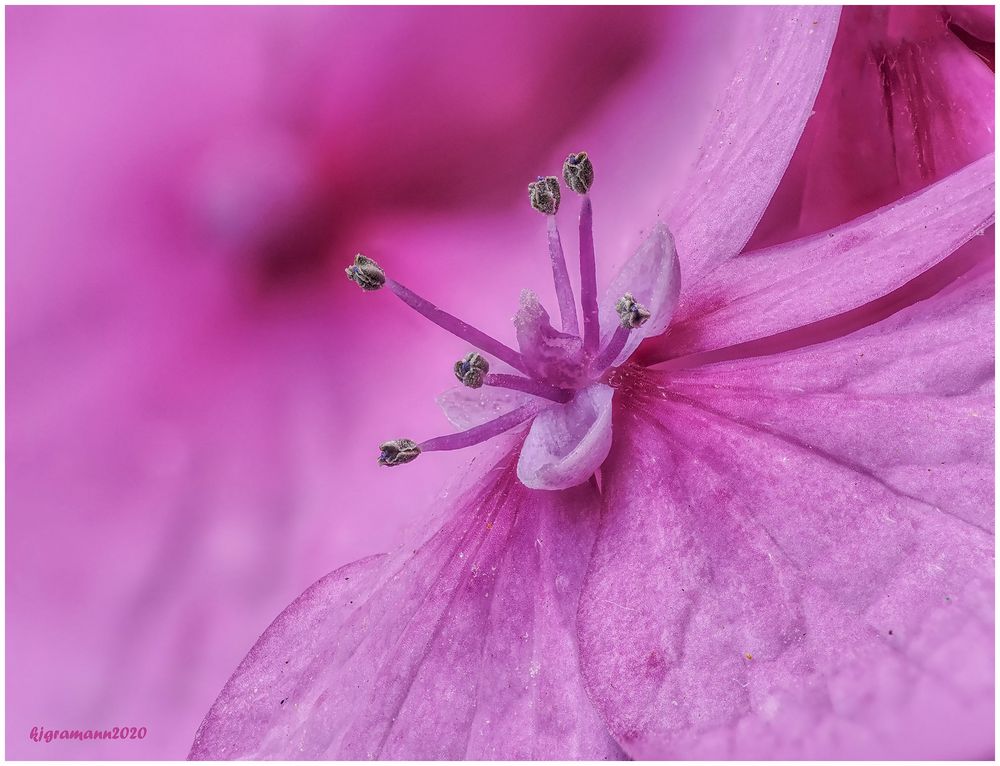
<box><xmin>615</xmin><ymin>293</ymin><xmax>651</xmax><ymax>329</ymax></box>
<box><xmin>454</xmin><ymin>352</ymin><xmax>490</xmax><ymax>388</ymax></box>
<box><xmin>528</xmin><ymin>176</ymin><xmax>560</xmax><ymax>215</ymax></box>
<box><xmin>562</xmin><ymin>152</ymin><xmax>594</xmax><ymax>195</ymax></box>
<box><xmin>346</xmin><ymin>253</ymin><xmax>386</xmax><ymax>291</ymax></box>
<box><xmin>378</xmin><ymin>438</ymin><xmax>421</xmax><ymax>466</ymax></box>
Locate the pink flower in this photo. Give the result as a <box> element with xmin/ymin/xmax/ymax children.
<box><xmin>8</xmin><ymin>6</ymin><xmax>710</xmax><ymax>759</ymax></box>
<box><xmin>190</xmin><ymin>7</ymin><xmax>995</xmax><ymax>760</ymax></box>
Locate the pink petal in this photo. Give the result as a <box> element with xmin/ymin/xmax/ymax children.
<box><xmin>599</xmin><ymin>221</ymin><xmax>680</xmax><ymax>365</ymax></box>
<box><xmin>578</xmin><ymin>270</ymin><xmax>993</xmax><ymax>758</ymax></box>
<box><xmin>659</xmin><ymin>153</ymin><xmax>995</xmax><ymax>358</ymax></box>
<box><xmin>191</xmin><ymin>444</ymin><xmax>620</xmax><ymax>759</ymax></box>
<box><xmin>517</xmin><ymin>384</ymin><xmax>615</xmax><ymax>491</ymax></box>
<box><xmin>664</xmin><ymin>257</ymin><xmax>994</xmax><ymax>533</ymax></box>
<box><xmin>436</xmin><ymin>381</ymin><xmax>537</xmax><ymax>430</ymax></box>
<box><xmin>669</xmin><ymin>6</ymin><xmax>841</xmax><ymax>286</ymax></box>
<box><xmin>750</xmin><ymin>6</ymin><xmax>996</xmax><ymax>249</ymax></box>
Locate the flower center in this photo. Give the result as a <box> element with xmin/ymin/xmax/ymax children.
<box><xmin>346</xmin><ymin>152</ymin><xmax>650</xmax><ymax>467</ymax></box>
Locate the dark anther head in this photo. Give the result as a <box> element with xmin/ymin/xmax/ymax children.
<box><xmin>562</xmin><ymin>152</ymin><xmax>594</xmax><ymax>195</ymax></box>
<box><xmin>377</xmin><ymin>438</ymin><xmax>421</xmax><ymax>467</ymax></box>
<box><xmin>454</xmin><ymin>352</ymin><xmax>490</xmax><ymax>388</ymax></box>
<box><xmin>615</xmin><ymin>293</ymin><xmax>651</xmax><ymax>329</ymax></box>
<box><xmin>345</xmin><ymin>253</ymin><xmax>386</xmax><ymax>292</ymax></box>
<box><xmin>528</xmin><ymin>176</ymin><xmax>561</xmax><ymax>215</ymax></box>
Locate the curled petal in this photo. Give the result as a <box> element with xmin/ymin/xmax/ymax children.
<box><xmin>191</xmin><ymin>445</ymin><xmax>620</xmax><ymax>759</ymax></box>
<box><xmin>669</xmin><ymin>6</ymin><xmax>840</xmax><ymax>286</ymax></box>
<box><xmin>517</xmin><ymin>383</ymin><xmax>614</xmax><ymax>491</ymax></box>
<box><xmin>599</xmin><ymin>222</ymin><xmax>680</xmax><ymax>365</ymax></box>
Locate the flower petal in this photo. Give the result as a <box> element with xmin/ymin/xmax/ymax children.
<box><xmin>436</xmin><ymin>382</ymin><xmax>538</xmax><ymax>430</ymax></box>
<box><xmin>598</xmin><ymin>221</ymin><xmax>680</xmax><ymax>365</ymax></box>
<box><xmin>191</xmin><ymin>444</ymin><xmax>621</xmax><ymax>759</ymax></box>
<box><xmin>750</xmin><ymin>6</ymin><xmax>996</xmax><ymax>249</ymax></box>
<box><xmin>517</xmin><ymin>384</ymin><xmax>614</xmax><ymax>491</ymax></box>
<box><xmin>663</xmin><ymin>258</ymin><xmax>995</xmax><ymax>532</ymax></box>
<box><xmin>669</xmin><ymin>6</ymin><xmax>841</xmax><ymax>286</ymax></box>
<box><xmin>578</xmin><ymin>270</ymin><xmax>994</xmax><ymax>758</ymax></box>
<box><xmin>658</xmin><ymin>153</ymin><xmax>995</xmax><ymax>359</ymax></box>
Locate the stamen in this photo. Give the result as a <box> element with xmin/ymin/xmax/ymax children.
<box><xmin>591</xmin><ymin>293</ymin><xmax>650</xmax><ymax>372</ymax></box>
<box><xmin>483</xmin><ymin>373</ymin><xmax>571</xmax><ymax>403</ymax></box>
<box><xmin>387</xmin><ymin>279</ymin><xmax>529</xmax><ymax>373</ymax></box>
<box><xmin>545</xmin><ymin>217</ymin><xmax>580</xmax><ymax>336</ymax></box>
<box><xmin>418</xmin><ymin>403</ymin><xmax>543</xmax><ymax>453</ymax></box>
<box><xmin>345</xmin><ymin>254</ymin><xmax>386</xmax><ymax>291</ymax></box>
<box><xmin>378</xmin><ymin>438</ymin><xmax>421</xmax><ymax>466</ymax></box>
<box><xmin>562</xmin><ymin>152</ymin><xmax>594</xmax><ymax>195</ymax></box>
<box><xmin>529</xmin><ymin>176</ymin><xmax>578</xmax><ymax>335</ymax></box>
<box><xmin>454</xmin><ymin>352</ymin><xmax>490</xmax><ymax>388</ymax></box>
<box><xmin>564</xmin><ymin>152</ymin><xmax>599</xmax><ymax>353</ymax></box>
<box><xmin>615</xmin><ymin>292</ymin><xmax>651</xmax><ymax>329</ymax></box>
<box><xmin>578</xmin><ymin>195</ymin><xmax>600</xmax><ymax>354</ymax></box>
<box><xmin>346</xmin><ymin>254</ymin><xmax>529</xmax><ymax>375</ymax></box>
<box><xmin>590</xmin><ymin>326</ymin><xmax>630</xmax><ymax>373</ymax></box>
<box><xmin>528</xmin><ymin>176</ymin><xmax>560</xmax><ymax>216</ymax></box>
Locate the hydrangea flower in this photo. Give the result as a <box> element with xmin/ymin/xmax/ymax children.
<box><xmin>8</xmin><ymin>7</ymin><xmax>690</xmax><ymax>758</ymax></box>
<box><xmin>190</xmin><ymin>7</ymin><xmax>993</xmax><ymax>759</ymax></box>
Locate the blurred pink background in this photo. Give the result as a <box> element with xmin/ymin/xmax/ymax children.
<box><xmin>6</xmin><ymin>6</ymin><xmax>993</xmax><ymax>760</ymax></box>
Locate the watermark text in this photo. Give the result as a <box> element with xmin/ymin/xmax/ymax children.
<box><xmin>29</xmin><ymin>726</ymin><xmax>147</xmax><ymax>743</ymax></box>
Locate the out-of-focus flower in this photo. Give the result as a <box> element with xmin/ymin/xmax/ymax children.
<box><xmin>9</xmin><ymin>6</ymin><xmax>733</xmax><ymax>759</ymax></box>
<box><xmin>190</xmin><ymin>7</ymin><xmax>994</xmax><ymax>759</ymax></box>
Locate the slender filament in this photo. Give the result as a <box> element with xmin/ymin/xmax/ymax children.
<box><xmin>387</xmin><ymin>278</ymin><xmax>529</xmax><ymax>374</ymax></box>
<box><xmin>591</xmin><ymin>325</ymin><xmax>630</xmax><ymax>373</ymax></box>
<box><xmin>419</xmin><ymin>403</ymin><xmax>543</xmax><ymax>452</ymax></box>
<box><xmin>484</xmin><ymin>373</ymin><xmax>571</xmax><ymax>403</ymax></box>
<box><xmin>578</xmin><ymin>196</ymin><xmax>600</xmax><ymax>353</ymax></box>
<box><xmin>546</xmin><ymin>217</ymin><xmax>579</xmax><ymax>336</ymax></box>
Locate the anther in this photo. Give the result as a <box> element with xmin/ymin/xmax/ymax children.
<box><xmin>528</xmin><ymin>176</ymin><xmax>561</xmax><ymax>215</ymax></box>
<box><xmin>615</xmin><ymin>293</ymin><xmax>651</xmax><ymax>329</ymax></box>
<box><xmin>377</xmin><ymin>438</ymin><xmax>421</xmax><ymax>466</ymax></box>
<box><xmin>563</xmin><ymin>152</ymin><xmax>594</xmax><ymax>195</ymax></box>
<box><xmin>346</xmin><ymin>253</ymin><xmax>386</xmax><ymax>292</ymax></box>
<box><xmin>454</xmin><ymin>352</ymin><xmax>490</xmax><ymax>388</ymax></box>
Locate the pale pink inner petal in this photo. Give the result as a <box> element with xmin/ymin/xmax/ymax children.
<box><xmin>190</xmin><ymin>445</ymin><xmax>620</xmax><ymax>759</ymax></box>
<box><xmin>436</xmin><ymin>380</ymin><xmax>538</xmax><ymax>430</ymax></box>
<box><xmin>598</xmin><ymin>221</ymin><xmax>680</xmax><ymax>365</ymax></box>
<box><xmin>517</xmin><ymin>383</ymin><xmax>614</xmax><ymax>491</ymax></box>
<box><xmin>669</xmin><ymin>6</ymin><xmax>841</xmax><ymax>286</ymax></box>
<box><xmin>659</xmin><ymin>154</ymin><xmax>995</xmax><ymax>359</ymax></box>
